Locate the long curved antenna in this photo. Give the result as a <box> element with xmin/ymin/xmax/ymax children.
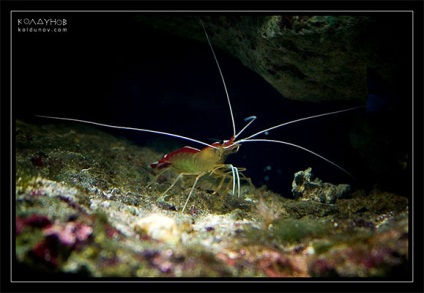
<box><xmin>239</xmin><ymin>106</ymin><xmax>363</xmax><ymax>142</ymax></box>
<box><xmin>200</xmin><ymin>19</ymin><xmax>236</xmax><ymax>137</ymax></box>
<box><xmin>36</xmin><ymin>115</ymin><xmax>215</xmax><ymax>148</ymax></box>
<box><xmin>238</xmin><ymin>138</ymin><xmax>355</xmax><ymax>179</ymax></box>
<box><xmin>235</xmin><ymin>116</ymin><xmax>257</xmax><ymax>139</ymax></box>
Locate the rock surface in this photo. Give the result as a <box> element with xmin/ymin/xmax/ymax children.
<box><xmin>15</xmin><ymin>120</ymin><xmax>409</xmax><ymax>278</ymax></box>
<box><xmin>135</xmin><ymin>15</ymin><xmax>410</xmax><ymax>103</ymax></box>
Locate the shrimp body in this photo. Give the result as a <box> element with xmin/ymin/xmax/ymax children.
<box><xmin>149</xmin><ymin>136</ymin><xmax>246</xmax><ymax>212</ymax></box>
<box><xmin>150</xmin><ymin>136</ymin><xmax>239</xmax><ymax>174</ymax></box>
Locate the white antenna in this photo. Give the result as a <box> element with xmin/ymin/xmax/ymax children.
<box><xmin>200</xmin><ymin>19</ymin><xmax>236</xmax><ymax>137</ymax></box>
<box><xmin>240</xmin><ymin>106</ymin><xmax>363</xmax><ymax>141</ymax></box>
<box><xmin>240</xmin><ymin>138</ymin><xmax>355</xmax><ymax>178</ymax></box>
<box><xmin>234</xmin><ymin>116</ymin><xmax>257</xmax><ymax>139</ymax></box>
<box><xmin>36</xmin><ymin>115</ymin><xmax>215</xmax><ymax>148</ymax></box>
<box><xmin>235</xmin><ymin>106</ymin><xmax>364</xmax><ymax>178</ymax></box>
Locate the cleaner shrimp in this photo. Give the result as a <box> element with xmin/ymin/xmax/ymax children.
<box><xmin>37</xmin><ymin>20</ymin><xmax>361</xmax><ymax>213</ymax></box>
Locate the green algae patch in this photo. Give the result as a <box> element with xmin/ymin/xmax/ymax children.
<box><xmin>272</xmin><ymin>218</ymin><xmax>334</xmax><ymax>244</ymax></box>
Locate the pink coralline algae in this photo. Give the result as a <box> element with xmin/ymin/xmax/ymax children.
<box><xmin>31</xmin><ymin>238</ymin><xmax>60</xmax><ymax>267</ymax></box>
<box><xmin>43</xmin><ymin>222</ymin><xmax>93</xmax><ymax>247</ymax></box>
<box><xmin>28</xmin><ymin>221</ymin><xmax>93</xmax><ymax>267</ymax></box>
<box><xmin>16</xmin><ymin>214</ymin><xmax>52</xmax><ymax>235</ymax></box>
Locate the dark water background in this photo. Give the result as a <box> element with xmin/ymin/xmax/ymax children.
<box><xmin>13</xmin><ymin>13</ymin><xmax>412</xmax><ymax>197</ymax></box>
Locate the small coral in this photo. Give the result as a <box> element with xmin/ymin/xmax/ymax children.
<box><xmin>291</xmin><ymin>167</ymin><xmax>350</xmax><ymax>203</ymax></box>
